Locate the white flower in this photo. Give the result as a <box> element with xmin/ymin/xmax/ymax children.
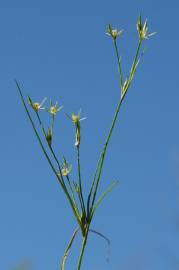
<box><xmin>137</xmin><ymin>15</ymin><xmax>156</xmax><ymax>40</ymax></box>
<box><xmin>70</xmin><ymin>109</ymin><xmax>86</xmax><ymax>124</ymax></box>
<box><xmin>59</xmin><ymin>158</ymin><xmax>72</xmax><ymax>176</ymax></box>
<box><xmin>47</xmin><ymin>101</ymin><xmax>63</xmax><ymax>116</ymax></box>
<box><xmin>106</xmin><ymin>24</ymin><xmax>123</xmax><ymax>40</ymax></box>
<box><xmin>28</xmin><ymin>97</ymin><xmax>46</xmax><ymax>112</ymax></box>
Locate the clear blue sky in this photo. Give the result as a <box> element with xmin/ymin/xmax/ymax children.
<box><xmin>0</xmin><ymin>0</ymin><xmax>179</xmax><ymax>269</ymax></box>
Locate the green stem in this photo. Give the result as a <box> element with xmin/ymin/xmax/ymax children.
<box><xmin>89</xmin><ymin>98</ymin><xmax>123</xmax><ymax>217</ymax></box>
<box><xmin>128</xmin><ymin>40</ymin><xmax>142</xmax><ymax>84</ymax></box>
<box><xmin>66</xmin><ymin>174</ymin><xmax>80</xmax><ymax>213</ymax></box>
<box><xmin>52</xmin><ymin>114</ymin><xmax>55</xmax><ymax>130</ymax></box>
<box><xmin>36</xmin><ymin>112</ymin><xmax>62</xmax><ymax>172</ymax></box>
<box><xmin>89</xmin><ymin>39</ymin><xmax>142</xmax><ymax>218</ymax></box>
<box><xmin>37</xmin><ymin>109</ymin><xmax>83</xmax><ymax>230</ymax></box>
<box><xmin>77</xmin><ymin>231</ymin><xmax>89</xmax><ymax>270</ymax></box>
<box><xmin>36</xmin><ymin>112</ymin><xmax>46</xmax><ymax>137</ymax></box>
<box><xmin>87</xmin><ymin>156</ymin><xmax>102</xmax><ymax>218</ymax></box>
<box><xmin>87</xmin><ymin>39</ymin><xmax>123</xmax><ymax>218</ymax></box>
<box><xmin>61</xmin><ymin>227</ymin><xmax>79</xmax><ymax>270</ymax></box>
<box><xmin>16</xmin><ymin>80</ymin><xmax>82</xmax><ymax>229</ymax></box>
<box><xmin>77</xmin><ymin>145</ymin><xmax>86</xmax><ymax>217</ymax></box>
<box><xmin>114</xmin><ymin>39</ymin><xmax>123</xmax><ymax>88</ymax></box>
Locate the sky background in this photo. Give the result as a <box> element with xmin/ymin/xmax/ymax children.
<box><xmin>0</xmin><ymin>0</ymin><xmax>179</xmax><ymax>269</ymax></box>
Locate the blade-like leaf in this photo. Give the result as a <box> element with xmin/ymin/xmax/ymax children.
<box><xmin>91</xmin><ymin>181</ymin><xmax>119</xmax><ymax>218</ymax></box>
<box><xmin>89</xmin><ymin>229</ymin><xmax>111</xmax><ymax>262</ymax></box>
<box><xmin>61</xmin><ymin>228</ymin><xmax>79</xmax><ymax>270</ymax></box>
<box><xmin>90</xmin><ymin>228</ymin><xmax>110</xmax><ymax>244</ymax></box>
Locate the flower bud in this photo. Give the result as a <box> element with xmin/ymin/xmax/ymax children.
<box><xmin>61</xmin><ymin>158</ymin><xmax>72</xmax><ymax>176</ymax></box>
<box><xmin>46</xmin><ymin>127</ymin><xmax>52</xmax><ymax>146</ymax></box>
<box><xmin>75</xmin><ymin>122</ymin><xmax>80</xmax><ymax>147</ymax></box>
<box><xmin>68</xmin><ymin>110</ymin><xmax>86</xmax><ymax>147</ymax></box>
<box><xmin>73</xmin><ymin>182</ymin><xmax>80</xmax><ymax>193</ymax></box>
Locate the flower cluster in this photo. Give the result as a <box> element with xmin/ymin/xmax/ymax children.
<box><xmin>106</xmin><ymin>24</ymin><xmax>123</xmax><ymax>40</ymax></box>
<box><xmin>29</xmin><ymin>97</ymin><xmax>63</xmax><ymax>115</ymax></box>
<box><xmin>61</xmin><ymin>158</ymin><xmax>72</xmax><ymax>176</ymax></box>
<box><xmin>28</xmin><ymin>97</ymin><xmax>63</xmax><ymax>147</ymax></box>
<box><xmin>28</xmin><ymin>97</ymin><xmax>46</xmax><ymax>112</ymax></box>
<box><xmin>136</xmin><ymin>15</ymin><xmax>156</xmax><ymax>40</ymax></box>
<box><xmin>47</xmin><ymin>101</ymin><xmax>63</xmax><ymax>116</ymax></box>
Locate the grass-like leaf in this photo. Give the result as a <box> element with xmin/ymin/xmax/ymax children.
<box><xmin>91</xmin><ymin>181</ymin><xmax>119</xmax><ymax>219</ymax></box>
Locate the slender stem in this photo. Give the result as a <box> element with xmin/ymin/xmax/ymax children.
<box><xmin>49</xmin><ymin>145</ymin><xmax>61</xmax><ymax>169</ymax></box>
<box><xmin>114</xmin><ymin>39</ymin><xmax>123</xmax><ymax>88</ymax></box>
<box><xmin>77</xmin><ymin>232</ymin><xmax>89</xmax><ymax>270</ymax></box>
<box><xmin>128</xmin><ymin>40</ymin><xmax>142</xmax><ymax>84</ymax></box>
<box><xmin>77</xmin><ymin>226</ymin><xmax>110</xmax><ymax>270</ymax></box>
<box><xmin>87</xmin><ymin>39</ymin><xmax>123</xmax><ymax>218</ymax></box>
<box><xmin>37</xmin><ymin>109</ymin><xmax>78</xmax><ymax>214</ymax></box>
<box><xmin>77</xmin><ymin>145</ymin><xmax>86</xmax><ymax>217</ymax></box>
<box><xmin>38</xmin><ymin>107</ymin><xmax>80</xmax><ymax>220</ymax></box>
<box><xmin>89</xmin><ymin>39</ymin><xmax>142</xmax><ymax>217</ymax></box>
<box><xmin>87</xmin><ymin>156</ymin><xmax>102</xmax><ymax>218</ymax></box>
<box><xmin>89</xmin><ymin>98</ymin><xmax>123</xmax><ymax>217</ymax></box>
<box><xmin>66</xmin><ymin>175</ymin><xmax>80</xmax><ymax>213</ymax></box>
<box><xmin>36</xmin><ymin>112</ymin><xmax>62</xmax><ymax>172</ymax></box>
<box><xmin>16</xmin><ymin>80</ymin><xmax>82</xmax><ymax>229</ymax></box>
<box><xmin>36</xmin><ymin>112</ymin><xmax>46</xmax><ymax>137</ymax></box>
<box><xmin>132</xmin><ymin>41</ymin><xmax>142</xmax><ymax>71</ymax></box>
<box><xmin>61</xmin><ymin>227</ymin><xmax>79</xmax><ymax>270</ymax></box>
<box><xmin>52</xmin><ymin>114</ymin><xmax>55</xmax><ymax>130</ymax></box>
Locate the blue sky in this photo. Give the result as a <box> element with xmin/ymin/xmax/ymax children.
<box><xmin>0</xmin><ymin>0</ymin><xmax>179</xmax><ymax>269</ymax></box>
